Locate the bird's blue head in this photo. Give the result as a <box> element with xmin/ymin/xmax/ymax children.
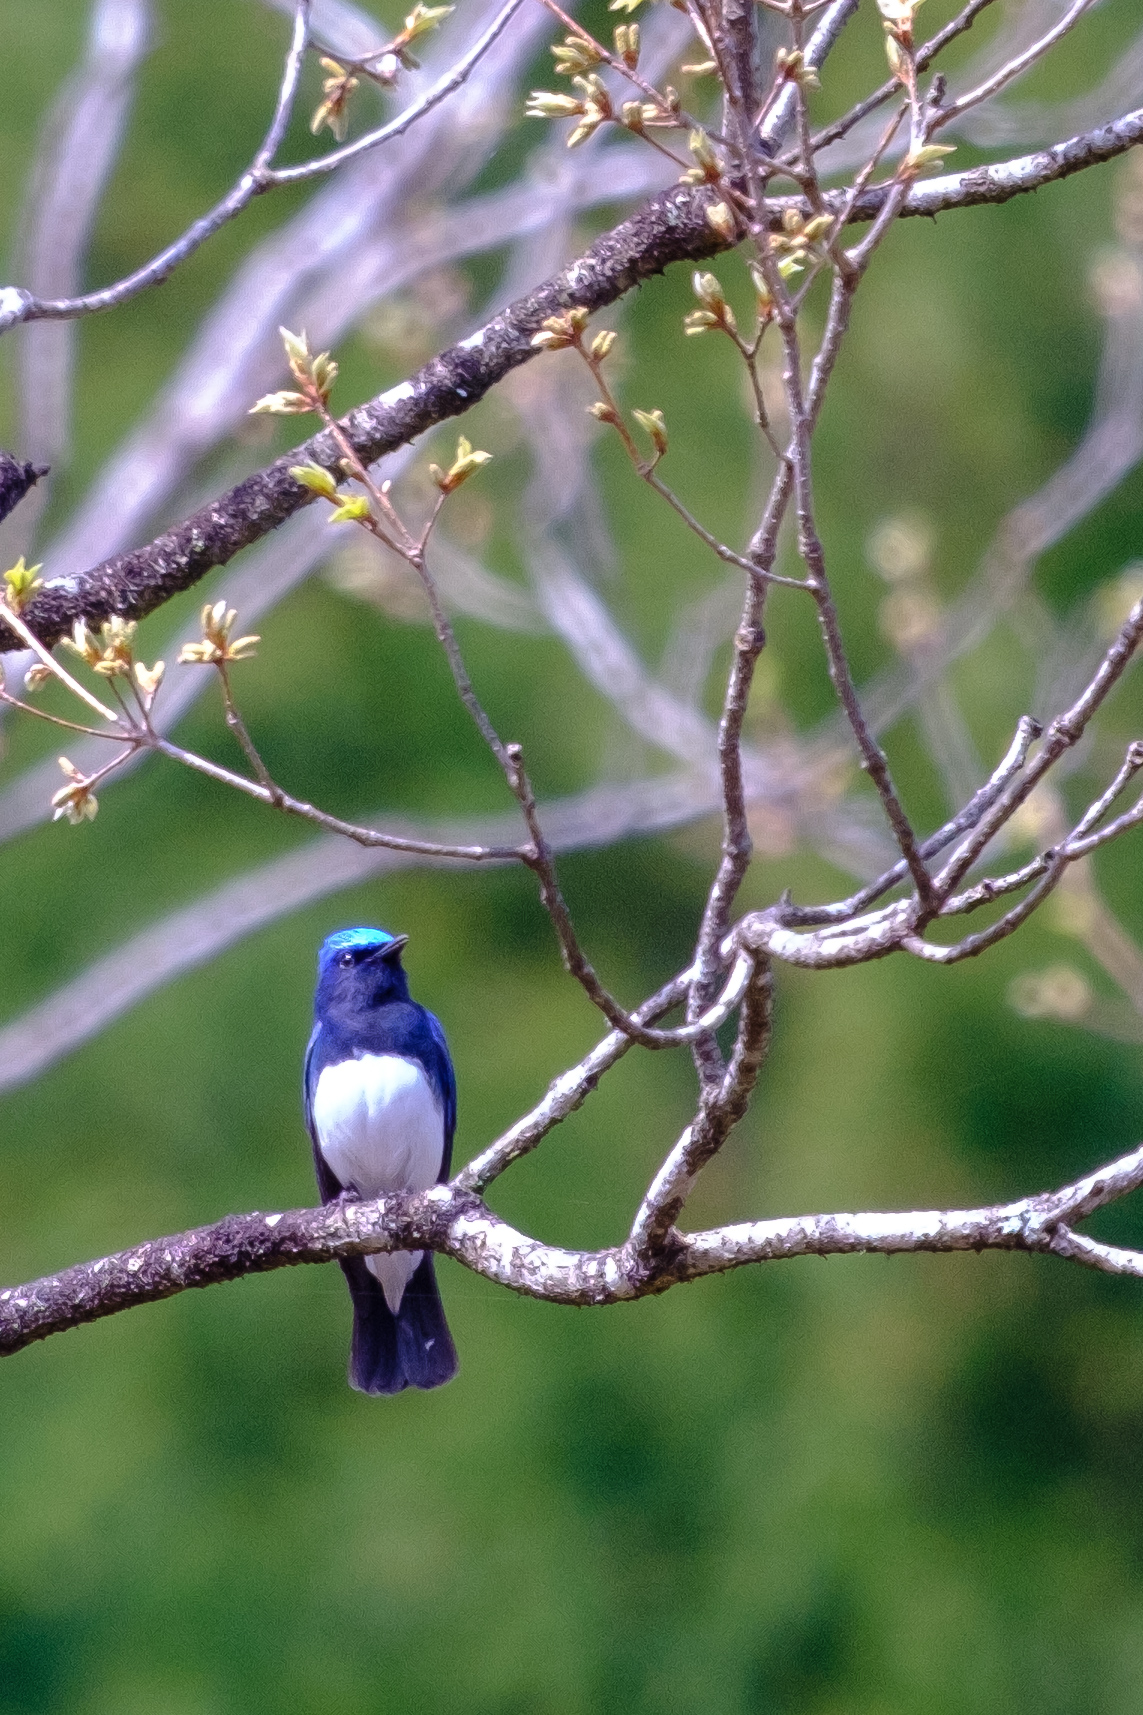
<box><xmin>315</xmin><ymin>926</ymin><xmax>411</xmax><ymax>1016</ymax></box>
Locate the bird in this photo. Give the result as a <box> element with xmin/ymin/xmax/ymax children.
<box><xmin>304</xmin><ymin>926</ymin><xmax>459</xmax><ymax>1394</ymax></box>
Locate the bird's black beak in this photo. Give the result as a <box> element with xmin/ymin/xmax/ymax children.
<box><xmin>375</xmin><ymin>934</ymin><xmax>409</xmax><ymax>961</ymax></box>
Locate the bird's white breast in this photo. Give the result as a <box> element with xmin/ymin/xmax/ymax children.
<box><xmin>312</xmin><ymin>1054</ymin><xmax>445</xmax><ymax>1314</ymax></box>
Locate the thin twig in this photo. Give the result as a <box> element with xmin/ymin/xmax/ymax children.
<box><xmin>0</xmin><ymin>600</ymin><xmax>118</xmax><ymax>721</ymax></box>
<box><xmin>934</xmin><ymin>0</ymin><xmax>1099</xmax><ymax>130</ymax></box>
<box><xmin>155</xmin><ymin>737</ymin><xmax>521</xmax><ymax>860</ymax></box>
<box><xmin>0</xmin><ymin>0</ymin><xmax>531</xmax><ymax>331</ymax></box>
<box><xmin>800</xmin><ymin>0</ymin><xmax>998</xmax><ymax>160</ymax></box>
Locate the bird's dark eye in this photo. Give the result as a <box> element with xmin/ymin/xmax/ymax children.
<box><xmin>338</xmin><ymin>950</ymin><xmax>355</xmax><ymax>967</ymax></box>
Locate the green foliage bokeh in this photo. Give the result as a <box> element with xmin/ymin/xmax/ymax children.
<box><xmin>2</xmin><ymin>3</ymin><xmax>1143</xmax><ymax>1711</ymax></box>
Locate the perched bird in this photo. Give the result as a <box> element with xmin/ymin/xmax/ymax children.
<box><xmin>304</xmin><ymin>926</ymin><xmax>459</xmax><ymax>1394</ymax></box>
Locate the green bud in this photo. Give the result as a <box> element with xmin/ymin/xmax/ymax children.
<box><xmin>802</xmin><ymin>214</ymin><xmax>834</xmax><ymax>243</ymax></box>
<box><xmin>688</xmin><ymin>128</ymin><xmax>719</xmax><ymax>179</ymax></box>
<box><xmin>632</xmin><ymin>408</ymin><xmax>668</xmax><ymax>458</ymax></box>
<box><xmin>2</xmin><ymin>556</ymin><xmax>44</xmax><ymax>613</ymax></box>
<box><xmin>289</xmin><ymin>463</ymin><xmax>339</xmax><ymax>498</ymax></box>
<box><xmin>404</xmin><ymin>3</ymin><xmax>453</xmax><ymax>40</ymax></box>
<box><xmin>903</xmin><ymin>142</ymin><xmax>956</xmax><ymax>175</ymax></box>
<box><xmin>432</xmin><ymin>436</ymin><xmax>493</xmax><ymax>493</ymax></box>
<box><xmin>279</xmin><ymin>326</ymin><xmax>310</xmax><ymax>371</ymax></box>
<box><xmin>327</xmin><ymin>495</ymin><xmax>373</xmax><ymax>524</ymax></box>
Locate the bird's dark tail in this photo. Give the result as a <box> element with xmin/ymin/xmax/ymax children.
<box><xmin>339</xmin><ymin>1253</ymin><xmax>459</xmax><ymax>1395</ymax></box>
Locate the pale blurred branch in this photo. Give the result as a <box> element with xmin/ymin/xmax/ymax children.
<box><xmin>0</xmin><ymin>0</ymin><xmax>537</xmax><ymax>335</ymax></box>
<box><xmin>9</xmin><ymin>0</ymin><xmax>151</xmax><ymax>548</ymax></box>
<box><xmin>0</xmin><ymin>771</ymin><xmax>732</xmax><ymax>1095</ymax></box>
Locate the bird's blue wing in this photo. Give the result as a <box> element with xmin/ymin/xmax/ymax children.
<box><xmin>425</xmin><ymin>1009</ymin><xmax>457</xmax><ymax>1178</ymax></box>
<box><xmin>303</xmin><ymin>1021</ymin><xmax>345</xmax><ymax>1204</ymax></box>
<box><xmin>302</xmin><ymin>1022</ymin><xmax>320</xmax><ymax>1136</ymax></box>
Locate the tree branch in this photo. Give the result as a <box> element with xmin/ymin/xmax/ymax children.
<box><xmin>6</xmin><ymin>1136</ymin><xmax>1143</xmax><ymax>1356</ymax></box>
<box><xmin>5</xmin><ymin>109</ymin><xmax>1141</xmax><ymax>653</ymax></box>
<box><xmin>0</xmin><ymin>0</ymin><xmax>538</xmax><ymax>333</ymax></box>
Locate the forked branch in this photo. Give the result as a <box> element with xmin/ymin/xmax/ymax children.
<box><xmin>4</xmin><ymin>1131</ymin><xmax>1143</xmax><ymax>1356</ymax></box>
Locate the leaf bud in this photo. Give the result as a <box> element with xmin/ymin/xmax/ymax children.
<box><xmin>2</xmin><ymin>556</ymin><xmax>43</xmax><ymax>613</ymax></box>
<box><xmin>289</xmin><ymin>462</ymin><xmax>339</xmax><ymax>499</ymax></box>
<box><xmin>52</xmin><ymin>757</ymin><xmax>99</xmax><ymax>824</ymax></box>
<box><xmin>748</xmin><ymin>262</ymin><xmax>775</xmax><ymax>314</ymax></box>
<box><xmin>525</xmin><ymin>90</ymin><xmax>583</xmax><ymax>119</ymax></box>
<box><xmin>884</xmin><ymin>34</ymin><xmax>906</xmax><ymax>77</ymax></box>
<box><xmin>403</xmin><ymin>3</ymin><xmax>453</xmax><ymax>42</ymax></box>
<box><xmin>877</xmin><ymin>0</ymin><xmax>922</xmax><ymax>29</ymax></box>
<box><xmin>432</xmin><ymin>435</ymin><xmax>493</xmax><ymax>493</ymax></box>
<box><xmin>551</xmin><ymin>35</ymin><xmax>602</xmax><ymax>76</ymax></box>
<box><xmin>311</xmin><ymin>61</ymin><xmax>359</xmax><ymax>141</ymax></box>
<box><xmin>687</xmin><ymin>128</ymin><xmax>719</xmax><ymax>181</ymax></box>
<box><xmin>248</xmin><ymin>390</ymin><xmax>313</xmax><ymax>416</ymax></box>
<box><xmin>692</xmin><ymin>270</ymin><xmax>725</xmax><ymax>311</ymax></box>
<box><xmin>902</xmin><ymin>142</ymin><xmax>956</xmax><ymax>176</ymax></box>
<box><xmin>63</xmin><ymin>619</ymin><xmax>101</xmax><ymax>668</ymax></box>
<box><xmin>632</xmin><ymin>408</ymin><xmax>668</xmax><ymax>458</ymax></box>
<box><xmin>279</xmin><ymin>326</ymin><xmax>310</xmax><ymax>373</ymax></box>
<box><xmin>310</xmin><ymin>353</ymin><xmax>339</xmax><ymax>400</ymax></box>
<box><xmin>89</xmin><ymin>615</ymin><xmax>137</xmax><ymax>678</ymax></box>
<box><xmin>135</xmin><ymin>660</ymin><xmax>166</xmax><ymax>699</ymax></box>
<box><xmin>327</xmin><ymin>494</ymin><xmax>374</xmax><ymax>524</ymax></box>
<box><xmin>613</xmin><ymin>22</ymin><xmax>639</xmax><ymax>65</ymax></box>
<box><xmin>531</xmin><ymin>308</ymin><xmax>589</xmax><ymax>351</ymax></box>
<box><xmin>775</xmin><ymin>46</ymin><xmax>820</xmax><ymax>90</ymax></box>
<box><xmin>178</xmin><ymin>600</ymin><xmax>259</xmax><ymax>665</ymax></box>
<box><xmin>705</xmin><ymin>202</ymin><xmax>737</xmax><ymax>243</ymax></box>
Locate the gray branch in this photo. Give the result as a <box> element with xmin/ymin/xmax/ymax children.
<box><xmin>5</xmin><ymin>1135</ymin><xmax>1143</xmax><ymax>1357</ymax></box>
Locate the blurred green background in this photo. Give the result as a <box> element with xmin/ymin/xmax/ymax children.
<box><xmin>3</xmin><ymin>1</ymin><xmax>1143</xmax><ymax>1710</ymax></box>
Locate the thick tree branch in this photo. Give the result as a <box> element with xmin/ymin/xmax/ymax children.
<box><xmin>5</xmin><ymin>1137</ymin><xmax>1143</xmax><ymax>1356</ymax></box>
<box><xmin>1</xmin><ymin>181</ymin><xmax>727</xmax><ymax>653</ymax></box>
<box><xmin>0</xmin><ymin>453</ymin><xmax>49</xmax><ymax>525</ymax></box>
<box><xmin>5</xmin><ymin>109</ymin><xmax>1141</xmax><ymax>654</ymax></box>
